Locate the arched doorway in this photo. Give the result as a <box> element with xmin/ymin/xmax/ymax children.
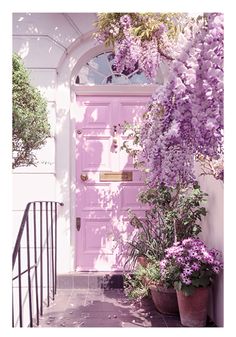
<box><xmin>71</xmin><ymin>50</ymin><xmax>162</xmax><ymax>271</ymax></box>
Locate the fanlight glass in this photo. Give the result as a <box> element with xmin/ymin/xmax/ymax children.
<box><xmin>75</xmin><ymin>52</ymin><xmax>163</xmax><ymax>85</ymax></box>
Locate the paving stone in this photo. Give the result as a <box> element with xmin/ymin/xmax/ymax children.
<box><xmin>57</xmin><ymin>276</ymin><xmax>74</xmax><ymax>289</ymax></box>
<box><xmin>73</xmin><ymin>275</ymin><xmax>89</xmax><ymax>289</ymax></box>
<box><xmin>35</xmin><ymin>288</ymin><xmax>186</xmax><ymax>328</ymax></box>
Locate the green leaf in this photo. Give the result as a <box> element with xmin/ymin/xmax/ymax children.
<box><xmin>191</xmin><ymin>279</ymin><xmax>200</xmax><ymax>287</ymax></box>
<box><xmin>174</xmin><ymin>281</ymin><xmax>182</xmax><ymax>291</ymax></box>
<box><xmin>182</xmin><ymin>285</ymin><xmax>195</xmax><ymax>296</ymax></box>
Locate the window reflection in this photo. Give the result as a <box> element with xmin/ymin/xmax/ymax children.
<box><xmin>76</xmin><ymin>52</ymin><xmax>156</xmax><ymax>85</ymax></box>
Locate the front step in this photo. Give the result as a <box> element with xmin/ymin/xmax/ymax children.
<box><xmin>57</xmin><ymin>272</ymin><xmax>124</xmax><ymax>289</ymax></box>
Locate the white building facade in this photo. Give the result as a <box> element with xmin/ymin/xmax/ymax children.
<box><xmin>12</xmin><ymin>13</ymin><xmax>224</xmax><ymax>326</ymax></box>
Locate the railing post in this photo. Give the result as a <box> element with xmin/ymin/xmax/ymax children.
<box><xmin>18</xmin><ymin>248</ymin><xmax>23</xmax><ymax>327</ymax></box>
<box><xmin>46</xmin><ymin>202</ymin><xmax>50</xmax><ymax>307</ymax></box>
<box><xmin>50</xmin><ymin>202</ymin><xmax>55</xmax><ymax>300</ymax></box>
<box><xmin>40</xmin><ymin>202</ymin><xmax>43</xmax><ymax>316</ymax></box>
<box><xmin>33</xmin><ymin>202</ymin><xmax>39</xmax><ymax>325</ymax></box>
<box><xmin>26</xmin><ymin>213</ymin><xmax>33</xmax><ymax>327</ymax></box>
<box><xmin>55</xmin><ymin>202</ymin><xmax>58</xmax><ymax>294</ymax></box>
<box><xmin>12</xmin><ymin>201</ymin><xmax>63</xmax><ymax>327</ymax></box>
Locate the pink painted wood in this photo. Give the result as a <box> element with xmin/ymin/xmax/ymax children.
<box><xmin>76</xmin><ymin>96</ymin><xmax>149</xmax><ymax>271</ymax></box>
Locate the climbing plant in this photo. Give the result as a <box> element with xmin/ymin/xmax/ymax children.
<box><xmin>96</xmin><ymin>13</ymin><xmax>224</xmax><ymax>187</ymax></box>
<box><xmin>95</xmin><ymin>13</ymin><xmax>188</xmax><ymax>79</ymax></box>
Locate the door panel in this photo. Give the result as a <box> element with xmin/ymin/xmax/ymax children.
<box><xmin>76</xmin><ymin>96</ymin><xmax>149</xmax><ymax>271</ymax></box>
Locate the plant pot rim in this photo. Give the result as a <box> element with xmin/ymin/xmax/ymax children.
<box><xmin>149</xmin><ymin>284</ymin><xmax>176</xmax><ymax>293</ymax></box>
<box><xmin>176</xmin><ymin>286</ymin><xmax>211</xmax><ymax>296</ymax></box>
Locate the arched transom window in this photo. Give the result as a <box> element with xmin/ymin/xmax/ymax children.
<box><xmin>75</xmin><ymin>51</ymin><xmax>161</xmax><ymax>85</ymax></box>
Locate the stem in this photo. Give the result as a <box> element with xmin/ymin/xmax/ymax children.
<box><xmin>157</xmin><ymin>44</ymin><xmax>174</xmax><ymax>61</ymax></box>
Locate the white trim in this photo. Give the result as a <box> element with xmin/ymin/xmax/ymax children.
<box><xmin>55</xmin><ymin>35</ymin><xmax>159</xmax><ymax>273</ymax></box>
<box><xmin>72</xmin><ymin>84</ymin><xmax>158</xmax><ymax>96</ymax></box>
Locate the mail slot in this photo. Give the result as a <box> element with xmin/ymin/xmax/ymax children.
<box><xmin>100</xmin><ymin>171</ymin><xmax>133</xmax><ymax>182</ymax></box>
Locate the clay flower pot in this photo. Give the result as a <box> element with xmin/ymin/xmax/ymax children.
<box><xmin>176</xmin><ymin>287</ymin><xmax>209</xmax><ymax>327</ymax></box>
<box><xmin>149</xmin><ymin>285</ymin><xmax>179</xmax><ymax>315</ymax></box>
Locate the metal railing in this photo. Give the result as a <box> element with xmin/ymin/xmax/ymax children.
<box><xmin>12</xmin><ymin>201</ymin><xmax>63</xmax><ymax>327</ymax></box>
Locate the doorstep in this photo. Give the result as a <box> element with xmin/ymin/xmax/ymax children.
<box><xmin>57</xmin><ymin>272</ymin><xmax>124</xmax><ymax>290</ymax></box>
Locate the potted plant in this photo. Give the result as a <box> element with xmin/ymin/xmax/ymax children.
<box><xmin>123</xmin><ymin>182</ymin><xmax>208</xmax><ymax>315</ymax></box>
<box><xmin>144</xmin><ymin>258</ymin><xmax>179</xmax><ymax>315</ymax></box>
<box><xmin>124</xmin><ymin>264</ymin><xmax>149</xmax><ymax>301</ymax></box>
<box><xmin>160</xmin><ymin>237</ymin><xmax>223</xmax><ymax>326</ymax></box>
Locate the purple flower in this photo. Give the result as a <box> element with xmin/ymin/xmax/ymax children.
<box><xmin>213</xmin><ymin>266</ymin><xmax>220</xmax><ymax>274</ymax></box>
<box><xmin>183</xmin><ymin>267</ymin><xmax>193</xmax><ymax>276</ymax></box>
<box><xmin>192</xmin><ymin>262</ymin><xmax>200</xmax><ymax>271</ymax></box>
<box><xmin>177</xmin><ymin>257</ymin><xmax>184</xmax><ymax>264</ymax></box>
<box><xmin>120</xmin><ymin>15</ymin><xmax>132</xmax><ymax>28</ymax></box>
<box><xmin>189</xmin><ymin>250</ymin><xmax>198</xmax><ymax>258</ymax></box>
<box><xmin>180</xmin><ymin>274</ymin><xmax>192</xmax><ymax>285</ymax></box>
<box><xmin>161</xmin><ymin>238</ymin><xmax>223</xmax><ymax>289</ymax></box>
<box><xmin>160</xmin><ymin>259</ymin><xmax>167</xmax><ymax>269</ymax></box>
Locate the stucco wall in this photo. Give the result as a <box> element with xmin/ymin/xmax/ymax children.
<box><xmin>12</xmin><ymin>13</ymin><xmax>224</xmax><ymax>327</ymax></box>
<box><xmin>198</xmin><ymin>172</ymin><xmax>224</xmax><ymax>327</ymax></box>
<box><xmin>12</xmin><ymin>12</ymin><xmax>96</xmax><ymax>253</ymax></box>
<box><xmin>12</xmin><ymin>13</ymin><xmax>97</xmax><ymax>326</ymax></box>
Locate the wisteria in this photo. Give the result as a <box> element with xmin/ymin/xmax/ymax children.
<box><xmin>95</xmin><ymin>13</ymin><xmax>186</xmax><ymax>80</ymax></box>
<box><xmin>139</xmin><ymin>13</ymin><xmax>224</xmax><ymax>187</ymax></box>
<box><xmin>160</xmin><ymin>237</ymin><xmax>223</xmax><ymax>293</ymax></box>
<box><xmin>95</xmin><ymin>13</ymin><xmax>224</xmax><ymax>187</ymax></box>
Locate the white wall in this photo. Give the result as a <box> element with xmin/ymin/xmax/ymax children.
<box><xmin>12</xmin><ymin>12</ymin><xmax>96</xmax><ymax>257</ymax></box>
<box><xmin>12</xmin><ymin>13</ymin><xmax>95</xmax><ymax>326</ymax></box>
<box><xmin>197</xmin><ymin>167</ymin><xmax>224</xmax><ymax>327</ymax></box>
<box><xmin>12</xmin><ymin>17</ymin><xmax>97</xmax><ymax>326</ymax></box>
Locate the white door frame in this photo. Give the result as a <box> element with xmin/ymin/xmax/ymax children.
<box><xmin>70</xmin><ymin>84</ymin><xmax>157</xmax><ymax>270</ymax></box>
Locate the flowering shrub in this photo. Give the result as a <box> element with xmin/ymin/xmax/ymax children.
<box><xmin>96</xmin><ymin>13</ymin><xmax>224</xmax><ymax>187</ymax></box>
<box><xmin>139</xmin><ymin>13</ymin><xmax>224</xmax><ymax>187</ymax></box>
<box><xmin>95</xmin><ymin>13</ymin><xmax>187</xmax><ymax>79</ymax></box>
<box><xmin>160</xmin><ymin>238</ymin><xmax>223</xmax><ymax>295</ymax></box>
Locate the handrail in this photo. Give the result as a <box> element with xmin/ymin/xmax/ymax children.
<box><xmin>12</xmin><ymin>201</ymin><xmax>63</xmax><ymax>327</ymax></box>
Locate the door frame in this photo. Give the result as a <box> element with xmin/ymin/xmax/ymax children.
<box><xmin>70</xmin><ymin>84</ymin><xmax>157</xmax><ymax>270</ymax></box>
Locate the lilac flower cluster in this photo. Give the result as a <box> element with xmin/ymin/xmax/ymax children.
<box><xmin>160</xmin><ymin>237</ymin><xmax>223</xmax><ymax>287</ymax></box>
<box><xmin>96</xmin><ymin>13</ymin><xmax>179</xmax><ymax>80</ymax></box>
<box><xmin>113</xmin><ymin>15</ymin><xmax>162</xmax><ymax>78</ymax></box>
<box><xmin>139</xmin><ymin>13</ymin><xmax>224</xmax><ymax>187</ymax></box>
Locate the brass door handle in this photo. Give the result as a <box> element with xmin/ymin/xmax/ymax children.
<box><xmin>80</xmin><ymin>173</ymin><xmax>88</xmax><ymax>181</ymax></box>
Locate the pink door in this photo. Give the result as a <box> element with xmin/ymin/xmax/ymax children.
<box><xmin>76</xmin><ymin>95</ymin><xmax>149</xmax><ymax>271</ymax></box>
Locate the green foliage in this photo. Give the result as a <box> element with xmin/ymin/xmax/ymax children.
<box><xmin>95</xmin><ymin>12</ymin><xmax>182</xmax><ymax>48</ymax></box>
<box><xmin>138</xmin><ymin>182</ymin><xmax>208</xmax><ymax>242</ymax></box>
<box><xmin>12</xmin><ymin>53</ymin><xmax>50</xmax><ymax>168</ymax></box>
<box><xmin>125</xmin><ymin>207</ymin><xmax>171</xmax><ymax>268</ymax></box>
<box><xmin>143</xmin><ymin>259</ymin><xmax>161</xmax><ymax>285</ymax></box>
<box><xmin>124</xmin><ymin>265</ymin><xmax>149</xmax><ymax>300</ymax></box>
<box><xmin>125</xmin><ymin>182</ymin><xmax>207</xmax><ymax>268</ymax></box>
<box><xmin>124</xmin><ymin>259</ymin><xmax>173</xmax><ymax>301</ymax></box>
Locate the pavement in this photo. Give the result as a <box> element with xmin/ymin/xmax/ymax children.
<box><xmin>35</xmin><ymin>288</ymin><xmax>184</xmax><ymax>328</ymax></box>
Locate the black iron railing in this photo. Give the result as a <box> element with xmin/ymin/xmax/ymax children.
<box><xmin>12</xmin><ymin>201</ymin><xmax>63</xmax><ymax>327</ymax></box>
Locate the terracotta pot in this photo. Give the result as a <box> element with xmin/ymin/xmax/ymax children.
<box><xmin>150</xmin><ymin>285</ymin><xmax>179</xmax><ymax>315</ymax></box>
<box><xmin>137</xmin><ymin>256</ymin><xmax>148</xmax><ymax>268</ymax></box>
<box><xmin>176</xmin><ymin>287</ymin><xmax>209</xmax><ymax>327</ymax></box>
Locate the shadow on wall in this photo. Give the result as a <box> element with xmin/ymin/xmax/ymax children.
<box><xmin>196</xmin><ymin>163</ymin><xmax>224</xmax><ymax>327</ymax></box>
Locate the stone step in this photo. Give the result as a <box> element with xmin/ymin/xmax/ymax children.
<box><xmin>57</xmin><ymin>272</ymin><xmax>124</xmax><ymax>289</ymax></box>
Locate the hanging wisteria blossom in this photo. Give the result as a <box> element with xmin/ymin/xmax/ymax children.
<box><xmin>95</xmin><ymin>13</ymin><xmax>186</xmax><ymax>80</ymax></box>
<box><xmin>95</xmin><ymin>13</ymin><xmax>224</xmax><ymax>187</ymax></box>
<box><xmin>139</xmin><ymin>13</ymin><xmax>224</xmax><ymax>187</ymax></box>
